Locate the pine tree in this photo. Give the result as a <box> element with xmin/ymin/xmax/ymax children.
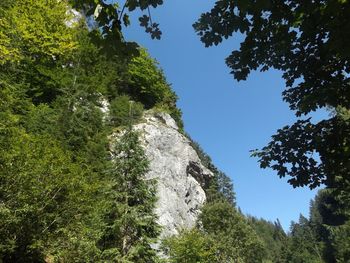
<box><xmin>99</xmin><ymin>130</ymin><xmax>160</xmax><ymax>262</ymax></box>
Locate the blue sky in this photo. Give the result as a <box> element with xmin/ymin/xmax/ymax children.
<box><xmin>123</xmin><ymin>1</ymin><xmax>325</xmax><ymax>231</ymax></box>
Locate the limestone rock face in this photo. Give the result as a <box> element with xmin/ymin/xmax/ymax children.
<box><xmin>133</xmin><ymin>112</ymin><xmax>213</xmax><ymax>238</ymax></box>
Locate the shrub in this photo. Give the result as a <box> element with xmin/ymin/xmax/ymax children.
<box><xmin>109</xmin><ymin>95</ymin><xmax>143</xmax><ymax>127</ymax></box>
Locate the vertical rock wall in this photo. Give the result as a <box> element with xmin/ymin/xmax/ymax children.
<box><xmin>132</xmin><ymin>112</ymin><xmax>213</xmax><ymax>239</ymax></box>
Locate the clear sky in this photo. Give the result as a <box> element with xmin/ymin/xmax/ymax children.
<box><xmin>123</xmin><ymin>1</ymin><xmax>325</xmax><ymax>231</ymax></box>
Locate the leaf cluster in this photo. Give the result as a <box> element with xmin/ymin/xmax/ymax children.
<box><xmin>195</xmin><ymin>0</ymin><xmax>350</xmax><ymax>204</ymax></box>
<box><xmin>71</xmin><ymin>0</ymin><xmax>163</xmax><ymax>43</ymax></box>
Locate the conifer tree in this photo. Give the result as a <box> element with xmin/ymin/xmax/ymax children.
<box><xmin>100</xmin><ymin>130</ymin><xmax>160</xmax><ymax>262</ymax></box>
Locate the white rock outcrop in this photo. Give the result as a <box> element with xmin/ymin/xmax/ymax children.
<box><xmin>132</xmin><ymin>112</ymin><xmax>213</xmax><ymax>239</ymax></box>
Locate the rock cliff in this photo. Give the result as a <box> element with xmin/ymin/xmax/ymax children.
<box><xmin>130</xmin><ymin>112</ymin><xmax>213</xmax><ymax>239</ymax></box>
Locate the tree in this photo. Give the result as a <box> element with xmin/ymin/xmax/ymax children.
<box><xmin>308</xmin><ymin>189</ymin><xmax>350</xmax><ymax>262</ymax></box>
<box><xmin>194</xmin><ymin>1</ymin><xmax>350</xmax><ymax>196</ymax></box>
<box><xmin>0</xmin><ymin>0</ymin><xmax>77</xmax><ymax>64</ymax></box>
<box><xmin>285</xmin><ymin>216</ymin><xmax>324</xmax><ymax>263</ymax></box>
<box><xmin>109</xmin><ymin>95</ymin><xmax>144</xmax><ymax>127</ymax></box>
<box><xmin>332</xmin><ymin>220</ymin><xmax>350</xmax><ymax>262</ymax></box>
<box><xmin>99</xmin><ymin>130</ymin><xmax>160</xmax><ymax>262</ymax></box>
<box><xmin>162</xmin><ymin>229</ymin><xmax>218</xmax><ymax>263</ymax></box>
<box><xmin>198</xmin><ymin>201</ymin><xmax>265</xmax><ymax>263</ymax></box>
<box><xmin>247</xmin><ymin>217</ymin><xmax>289</xmax><ymax>262</ymax></box>
<box><xmin>125</xmin><ymin>49</ymin><xmax>178</xmax><ymax>109</ymax></box>
<box><xmin>278</xmin><ymin>189</ymin><xmax>350</xmax><ymax>263</ymax></box>
<box><xmin>162</xmin><ymin>201</ymin><xmax>265</xmax><ymax>263</ymax></box>
<box><xmin>0</xmin><ymin>129</ymin><xmax>102</xmax><ymax>262</ymax></box>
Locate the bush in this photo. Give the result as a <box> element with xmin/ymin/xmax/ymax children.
<box><xmin>162</xmin><ymin>229</ymin><xmax>218</xmax><ymax>263</ymax></box>
<box><xmin>109</xmin><ymin>95</ymin><xmax>143</xmax><ymax>127</ymax></box>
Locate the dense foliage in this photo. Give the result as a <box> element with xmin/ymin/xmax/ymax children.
<box><xmin>246</xmin><ymin>189</ymin><xmax>350</xmax><ymax>263</ymax></box>
<box><xmin>282</xmin><ymin>189</ymin><xmax>350</xmax><ymax>262</ymax></box>
<box><xmin>0</xmin><ymin>1</ymin><xmax>176</xmax><ymax>261</ymax></box>
<box><xmin>247</xmin><ymin>218</ymin><xmax>288</xmax><ymax>262</ymax></box>
<box><xmin>162</xmin><ymin>199</ymin><xmax>266</xmax><ymax>262</ymax></box>
<box><xmin>0</xmin><ymin>0</ymin><xmax>77</xmax><ymax>64</ymax></box>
